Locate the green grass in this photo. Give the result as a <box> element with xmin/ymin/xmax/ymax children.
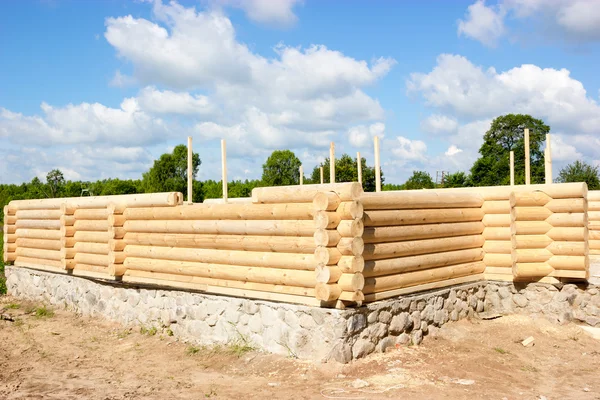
<box><xmin>140</xmin><ymin>325</ymin><xmax>158</xmax><ymax>336</ymax></box>
<box><xmin>186</xmin><ymin>345</ymin><xmax>202</xmax><ymax>356</ymax></box>
<box><xmin>494</xmin><ymin>347</ymin><xmax>509</xmax><ymax>354</ymax></box>
<box><xmin>5</xmin><ymin>303</ymin><xmax>20</xmax><ymax>309</ymax></box>
<box><xmin>34</xmin><ymin>306</ymin><xmax>54</xmax><ymax>318</ymax></box>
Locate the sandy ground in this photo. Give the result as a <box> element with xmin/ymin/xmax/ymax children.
<box><xmin>1</xmin><ymin>295</ymin><xmax>600</xmax><ymax>400</ymax></box>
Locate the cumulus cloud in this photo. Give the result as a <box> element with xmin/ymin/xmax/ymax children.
<box><xmin>213</xmin><ymin>0</ymin><xmax>303</xmax><ymax>27</ymax></box>
<box><xmin>445</xmin><ymin>145</ymin><xmax>463</xmax><ymax>156</ymax></box>
<box><xmin>389</xmin><ymin>136</ymin><xmax>428</xmax><ymax>163</ymax></box>
<box><xmin>458</xmin><ymin>0</ymin><xmax>600</xmax><ymax>46</ymax></box>
<box><xmin>135</xmin><ymin>87</ymin><xmax>216</xmax><ymax>116</ymax></box>
<box><xmin>421</xmin><ymin>114</ymin><xmax>459</xmax><ymax>134</ymax></box>
<box><xmin>347</xmin><ymin>123</ymin><xmax>385</xmax><ymax>148</ymax></box>
<box><xmin>458</xmin><ymin>0</ymin><xmax>506</xmax><ymax>47</ymax></box>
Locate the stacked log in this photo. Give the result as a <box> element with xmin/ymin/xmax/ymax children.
<box><xmin>313</xmin><ymin>191</ymin><xmax>365</xmax><ymax>303</ymax></box>
<box><xmin>481</xmin><ymin>197</ymin><xmax>512</xmax><ymax>280</ymax></box>
<box><xmin>588</xmin><ymin>191</ymin><xmax>600</xmax><ymax>255</ymax></box>
<box><xmin>510</xmin><ymin>188</ymin><xmax>588</xmax><ymax>280</ymax></box>
<box><xmin>360</xmin><ymin>190</ymin><xmax>486</xmax><ymax>302</ymax></box>
<box><xmin>3</xmin><ymin>205</ymin><xmax>17</xmax><ymax>263</ymax></box>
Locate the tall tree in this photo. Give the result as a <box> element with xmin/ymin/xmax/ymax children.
<box><xmin>309</xmin><ymin>154</ymin><xmax>382</xmax><ymax>192</ymax></box>
<box><xmin>443</xmin><ymin>171</ymin><xmax>471</xmax><ymax>188</ymax></box>
<box><xmin>470</xmin><ymin>114</ymin><xmax>548</xmax><ymax>186</ymax></box>
<box><xmin>404</xmin><ymin>171</ymin><xmax>435</xmax><ymax>190</ymax></box>
<box><xmin>142</xmin><ymin>145</ymin><xmax>201</xmax><ymax>198</ymax></box>
<box><xmin>557</xmin><ymin>161</ymin><xmax>600</xmax><ymax>190</ymax></box>
<box><xmin>46</xmin><ymin>169</ymin><xmax>65</xmax><ymax>198</ymax></box>
<box><xmin>262</xmin><ymin>150</ymin><xmax>302</xmax><ymax>186</ymax></box>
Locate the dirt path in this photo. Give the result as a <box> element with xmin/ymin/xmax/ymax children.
<box><xmin>1</xmin><ymin>295</ymin><xmax>599</xmax><ymax>400</ymax></box>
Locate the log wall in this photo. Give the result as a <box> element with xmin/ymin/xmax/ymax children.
<box><xmin>589</xmin><ymin>191</ymin><xmax>600</xmax><ymax>255</ymax></box>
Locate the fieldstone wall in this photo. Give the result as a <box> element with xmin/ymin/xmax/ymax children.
<box><xmin>4</xmin><ymin>266</ymin><xmax>600</xmax><ymax>363</ymax></box>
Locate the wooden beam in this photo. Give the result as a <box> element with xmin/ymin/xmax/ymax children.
<box><xmin>546</xmin><ymin>133</ymin><xmax>553</xmax><ymax>184</ymax></box>
<box><xmin>357</xmin><ymin>152</ymin><xmax>362</xmax><ymax>186</ymax></box>
<box><xmin>299</xmin><ymin>165</ymin><xmax>303</xmax><ymax>185</ymax></box>
<box><xmin>187</xmin><ymin>136</ymin><xmax>193</xmax><ymax>204</ymax></box>
<box><xmin>374</xmin><ymin>136</ymin><xmax>381</xmax><ymax>192</ymax></box>
<box><xmin>221</xmin><ymin>139</ymin><xmax>227</xmax><ymax>201</ymax></box>
<box><xmin>330</xmin><ymin>142</ymin><xmax>335</xmax><ymax>183</ymax></box>
<box><xmin>320</xmin><ymin>166</ymin><xmax>324</xmax><ymax>184</ymax></box>
<box><xmin>510</xmin><ymin>150</ymin><xmax>515</xmax><ymax>186</ymax></box>
<box><xmin>524</xmin><ymin>128</ymin><xmax>530</xmax><ymax>185</ymax></box>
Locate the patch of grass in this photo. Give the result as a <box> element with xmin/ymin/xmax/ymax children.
<box><xmin>34</xmin><ymin>306</ymin><xmax>54</xmax><ymax>318</ymax></box>
<box><xmin>166</xmin><ymin>328</ymin><xmax>174</xmax><ymax>337</ymax></box>
<box><xmin>226</xmin><ymin>322</ymin><xmax>255</xmax><ymax>357</ymax></box>
<box><xmin>186</xmin><ymin>345</ymin><xmax>202</xmax><ymax>356</ymax></box>
<box><xmin>116</xmin><ymin>328</ymin><xmax>132</xmax><ymax>339</ymax></box>
<box><xmin>5</xmin><ymin>303</ymin><xmax>20</xmax><ymax>309</ymax></box>
<box><xmin>520</xmin><ymin>365</ymin><xmax>539</xmax><ymax>373</ymax></box>
<box><xmin>494</xmin><ymin>347</ymin><xmax>509</xmax><ymax>354</ymax></box>
<box><xmin>204</xmin><ymin>387</ymin><xmax>217</xmax><ymax>398</ymax></box>
<box><xmin>140</xmin><ymin>325</ymin><xmax>158</xmax><ymax>336</ymax></box>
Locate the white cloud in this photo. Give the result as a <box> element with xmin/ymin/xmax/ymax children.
<box><xmin>347</xmin><ymin>122</ymin><xmax>385</xmax><ymax>148</ymax></box>
<box><xmin>135</xmin><ymin>87</ymin><xmax>216</xmax><ymax>116</ymax></box>
<box><xmin>458</xmin><ymin>0</ymin><xmax>506</xmax><ymax>47</ymax></box>
<box><xmin>213</xmin><ymin>0</ymin><xmax>302</xmax><ymax>27</ymax></box>
<box><xmin>421</xmin><ymin>114</ymin><xmax>459</xmax><ymax>134</ymax></box>
<box><xmin>445</xmin><ymin>145</ymin><xmax>463</xmax><ymax>156</ymax></box>
<box><xmin>551</xmin><ymin>134</ymin><xmax>583</xmax><ymax>161</ymax></box>
<box><xmin>459</xmin><ymin>0</ymin><xmax>600</xmax><ymax>46</ymax></box>
<box><xmin>109</xmin><ymin>70</ymin><xmax>137</xmax><ymax>87</ymax></box>
<box><xmin>390</xmin><ymin>136</ymin><xmax>428</xmax><ymax>163</ymax></box>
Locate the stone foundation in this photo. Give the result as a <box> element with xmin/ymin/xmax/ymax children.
<box><xmin>4</xmin><ymin>266</ymin><xmax>600</xmax><ymax>362</ymax></box>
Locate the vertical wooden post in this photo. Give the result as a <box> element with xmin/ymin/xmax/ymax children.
<box><xmin>546</xmin><ymin>133</ymin><xmax>552</xmax><ymax>184</ymax></box>
<box><xmin>187</xmin><ymin>136</ymin><xmax>193</xmax><ymax>204</ymax></box>
<box><xmin>510</xmin><ymin>150</ymin><xmax>515</xmax><ymax>186</ymax></box>
<box><xmin>330</xmin><ymin>142</ymin><xmax>335</xmax><ymax>183</ymax></box>
<box><xmin>320</xmin><ymin>167</ymin><xmax>324</xmax><ymax>184</ymax></box>
<box><xmin>357</xmin><ymin>151</ymin><xmax>362</xmax><ymax>187</ymax></box>
<box><xmin>221</xmin><ymin>139</ymin><xmax>228</xmax><ymax>201</ymax></box>
<box><xmin>524</xmin><ymin>128</ymin><xmax>530</xmax><ymax>185</ymax></box>
<box><xmin>299</xmin><ymin>165</ymin><xmax>303</xmax><ymax>185</ymax></box>
<box><xmin>374</xmin><ymin>136</ymin><xmax>381</xmax><ymax>192</ymax></box>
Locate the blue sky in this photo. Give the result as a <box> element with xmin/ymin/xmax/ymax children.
<box><xmin>1</xmin><ymin>0</ymin><xmax>599</xmax><ymax>185</ymax></box>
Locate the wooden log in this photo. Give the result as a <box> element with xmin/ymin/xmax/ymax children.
<box><xmin>588</xmin><ymin>201</ymin><xmax>600</xmax><ymax>212</ymax></box>
<box><xmin>513</xmin><ymin>249</ymin><xmax>552</xmax><ymax>263</ymax></box>
<box><xmin>482</xmin><ymin>214</ymin><xmax>511</xmax><ymax>227</ymax></box>
<box><xmin>483</xmin><ymin>253</ymin><xmax>512</xmax><ymax>268</ymax></box>
<box><xmin>509</xmin><ymin>191</ymin><xmax>551</xmax><ymax>207</ymax></box>
<box><xmin>4</xmin><ymin>205</ymin><xmax>16</xmax><ymax>216</ymax></box>
<box><xmin>590</xmin><ymin>240</ymin><xmax>600</xmax><ymax>251</ymax></box>
<box><xmin>109</xmin><ymin>251</ymin><xmax>126</xmax><ymax>264</ymax></box>
<box><xmin>589</xmin><ymin>211</ymin><xmax>600</xmax><ymax>223</ymax></box>
<box><xmin>124</xmin><ymin>245</ymin><xmax>316</xmax><ymax>270</ymax></box>
<box><xmin>511</xmin><ymin>206</ymin><xmax>553</xmax><ymax>221</ymax></box>
<box><xmin>108</xmin><ymin>263</ymin><xmax>126</xmax><ymax>276</ymax></box>
<box><xmin>374</xmin><ymin>136</ymin><xmax>381</xmax><ymax>192</ymax></box>
<box><xmin>123</xmin><ymin>219</ymin><xmax>315</xmax><ymax>237</ymax></box>
<box><xmin>109</xmin><ymin>227</ymin><xmax>126</xmax><ymax>240</ymax></box>
<box><xmin>484</xmin><ymin>266</ymin><xmax>514</xmax><ymax>275</ymax></box>
<box><xmin>337</xmin><ymin>219</ymin><xmax>364</xmax><ymax>238</ymax></box>
<box><xmin>313</xmin><ymin>192</ymin><xmax>341</xmax><ymax>211</ymax></box>
<box><xmin>547</xmin><ymin>255</ymin><xmax>587</xmax><ymax>270</ymax></box>
<box><xmin>62</xmin><ymin>237</ymin><xmax>76</xmax><ymax>248</ymax></box>
<box><xmin>315</xmin><ymin>264</ymin><xmax>343</xmax><ymax>283</ymax></box>
<box><xmin>202</xmin><ymin>198</ymin><xmax>253</xmax><ymax>204</ymax></box>
<box><xmin>74</xmin><ymin>252</ymin><xmax>110</xmax><ymax>267</ymax></box>
<box><xmin>6</xmin><ymin>233</ymin><xmax>16</xmax><ymax>243</ymax></box>
<box><xmin>512</xmin><ymin>221</ymin><xmax>552</xmax><ymax>235</ymax></box>
<box><xmin>73</xmin><ymin>208</ymin><xmax>110</xmax><ymax>220</ymax></box>
<box><xmin>314</xmin><ymin>229</ymin><xmax>341</xmax><ymax>247</ymax></box>
<box><xmin>62</xmin><ymin>258</ymin><xmax>76</xmax><ymax>269</ymax></box>
<box><xmin>547</xmin><ymin>241</ymin><xmax>586</xmax><ymax>256</ymax></box>
<box><xmin>313</xmin><ymin>247</ymin><xmax>342</xmax><ymax>265</ymax></box>
<box><xmin>525</xmin><ymin>128</ymin><xmax>530</xmax><ymax>185</ymax></box>
<box><xmin>314</xmin><ymin>211</ymin><xmax>341</xmax><ymax>229</ymax></box>
<box><xmin>122</xmin><ymin>232</ymin><xmax>316</xmax><ymax>254</ymax></box>
<box><xmin>339</xmin><ymin>290</ymin><xmax>364</xmax><ymax>303</ymax></box>
<box><xmin>363</xmin><ymin>273</ymin><xmax>484</xmax><ymax>302</ymax></box>
<box><xmin>315</xmin><ymin>283</ymin><xmax>342</xmax><ymax>301</ymax></box>
<box><xmin>483</xmin><ymin>240</ymin><xmax>512</xmax><ymax>254</ymax></box>
<box><xmin>15</xmin><ymin>209</ymin><xmax>62</xmax><ymax>220</ymax></box>
<box><xmin>482</xmin><ymin>200</ymin><xmax>510</xmax><ymax>214</ymax></box>
<box><xmin>363</xmin><ymin>248</ymin><xmax>484</xmax><ymax>277</ymax></box>
<box><xmin>360</xmin><ymin>191</ymin><xmax>484</xmax><ymax>210</ymax></box>
<box><xmin>435</xmin><ymin>182</ymin><xmax>587</xmax><ymax>201</ymax></box>
<box><xmin>74</xmin><ymin>231</ymin><xmax>111</xmax><ymax>243</ymax></box>
<box><xmin>513</xmin><ymin>235</ymin><xmax>552</xmax><ymax>249</ymax></box>
<box><xmin>482</xmin><ymin>227</ymin><xmax>511</xmax><ymax>240</ymax></box>
<box><xmin>15</xmin><ymin>219</ymin><xmax>61</xmax><ymax>230</ymax></box>
<box><xmin>61</xmin><ymin>226</ymin><xmax>75</xmax><ymax>237</ymax></box>
<box><xmin>337</xmin><ymin>237</ymin><xmax>364</xmax><ymax>256</ymax></box>
<box><xmin>363</xmin><ymin>261</ymin><xmax>485</xmax><ymax>294</ymax></box>
<box><xmin>74</xmin><ymin>242</ymin><xmax>110</xmax><ymax>255</ymax></box>
<box><xmin>363</xmin><ymin>235</ymin><xmax>484</xmax><ymax>261</ymax></box>
<box><xmin>15</xmin><ymin>256</ymin><xmax>63</xmax><ymax>269</ymax></box>
<box><xmin>337</xmin><ymin>256</ymin><xmax>365</xmax><ymax>273</ymax></box>
<box><xmin>546</xmin><ymin>133</ymin><xmax>553</xmax><ymax>184</ymax></box>
<box><xmin>513</xmin><ymin>262</ymin><xmax>553</xmax><ymax>278</ymax></box>
<box><xmin>336</xmin><ymin>201</ymin><xmax>363</xmax><ymax>220</ymax></box>
<box><xmin>123</xmin><ymin>257</ymin><xmax>318</xmax><ymax>288</ymax></box>
<box><xmin>510</xmin><ymin>151</ymin><xmax>515</xmax><ymax>186</ymax></box>
<box><xmin>546</xmin><ymin>198</ymin><xmax>585</xmax><ymax>213</ymax></box>
<box><xmin>15</xmin><ymin>247</ymin><xmax>62</xmax><ymax>261</ymax></box>
<box><xmin>15</xmin><ymin>238</ymin><xmax>61</xmax><ymax>251</ymax></box>
<box><xmin>73</xmin><ymin>263</ymin><xmax>109</xmax><ymax>275</ymax></box>
<box><xmin>589</xmin><ymin>230</ymin><xmax>600</xmax><ymax>240</ymax></box>
<box><xmin>320</xmin><ymin>167</ymin><xmax>324</xmax><ymax>184</ymax></box>
<box><xmin>546</xmin><ymin>227</ymin><xmax>586</xmax><ymax>241</ymax></box>
<box><xmin>589</xmin><ymin>191</ymin><xmax>600</xmax><ymax>202</ymax></box>
<box><xmin>15</xmin><ymin>228</ymin><xmax>61</xmax><ymax>240</ymax></box>
<box><xmin>357</xmin><ymin>152</ymin><xmax>362</xmax><ymax>186</ymax></box>
<box><xmin>8</xmin><ymin>192</ymin><xmax>183</xmax><ymax>210</ymax></box>
<box><xmin>330</xmin><ymin>142</ymin><xmax>336</xmax><ymax>183</ymax></box>
<box><xmin>74</xmin><ymin>220</ymin><xmax>110</xmax><ymax>232</ymax></box>
<box><xmin>338</xmin><ymin>273</ymin><xmax>365</xmax><ymax>291</ymax></box>
<box><xmin>364</xmin><ymin>208</ymin><xmax>484</xmax><ymax>227</ymax></box>
<box><xmin>124</xmin><ymin>203</ymin><xmax>315</xmax><ymax>221</ymax></box>
<box><xmin>5</xmin><ymin>242</ymin><xmax>16</xmax><ymax>253</ymax></box>
<box><xmin>108</xmin><ymin>239</ymin><xmax>126</xmax><ymax>252</ymax></box>
<box><xmin>363</xmin><ymin>221</ymin><xmax>484</xmax><ymax>244</ymax></box>
<box><xmin>251</xmin><ymin>182</ymin><xmax>362</xmax><ymax>204</ymax></box>
<box><xmin>4</xmin><ymin>215</ymin><xmax>17</xmax><ymax>224</ymax></box>
<box><xmin>108</xmin><ymin>215</ymin><xmax>126</xmax><ymax>227</ymax></box>
<box><xmin>546</xmin><ymin>213</ymin><xmax>586</xmax><ymax>227</ymax></box>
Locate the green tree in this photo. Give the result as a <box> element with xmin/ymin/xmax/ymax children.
<box><xmin>382</xmin><ymin>183</ymin><xmax>404</xmax><ymax>191</ymax></box>
<box><xmin>262</xmin><ymin>150</ymin><xmax>302</xmax><ymax>186</ymax></box>
<box><xmin>443</xmin><ymin>171</ymin><xmax>470</xmax><ymax>188</ymax></box>
<box><xmin>309</xmin><ymin>154</ymin><xmax>382</xmax><ymax>192</ymax></box>
<box><xmin>404</xmin><ymin>171</ymin><xmax>435</xmax><ymax>190</ymax></box>
<box><xmin>142</xmin><ymin>145</ymin><xmax>201</xmax><ymax>199</ymax></box>
<box><xmin>471</xmin><ymin>114</ymin><xmax>548</xmax><ymax>186</ymax></box>
<box><xmin>556</xmin><ymin>161</ymin><xmax>600</xmax><ymax>189</ymax></box>
<box><xmin>46</xmin><ymin>169</ymin><xmax>65</xmax><ymax>197</ymax></box>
